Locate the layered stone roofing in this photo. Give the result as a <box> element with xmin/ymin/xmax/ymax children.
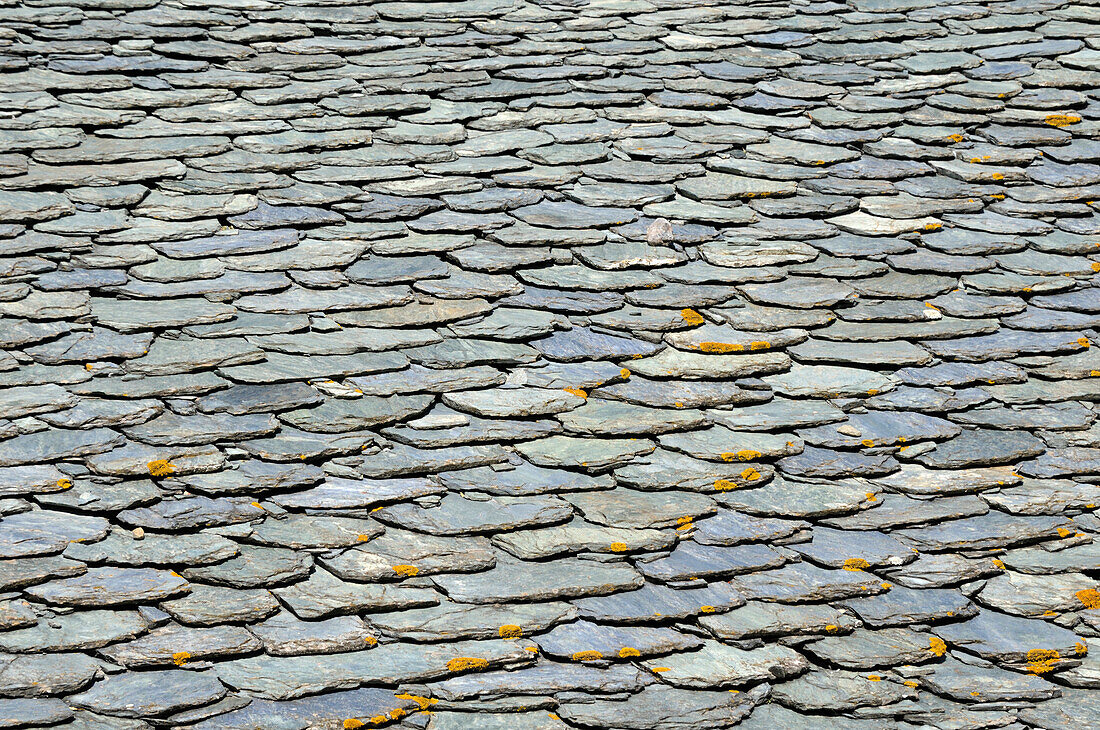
<box><xmin>1</xmin><ymin>0</ymin><xmax>1100</xmax><ymax>727</ymax></box>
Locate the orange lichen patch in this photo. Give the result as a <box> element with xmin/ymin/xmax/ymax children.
<box><xmin>56</xmin><ymin>478</ymin><xmax>72</xmax><ymax>490</ymax></box>
<box><xmin>867</xmin><ymin>389</ymin><xmax>878</xmax><ymax>396</ymax></box>
<box><xmin>861</xmin><ymin>439</ymin><xmax>875</xmax><ymax>448</ymax></box>
<box><xmin>619</xmin><ymin>647</ymin><xmax>641</xmax><ymax>658</ymax></box>
<box><xmin>171</xmin><ymin>651</ymin><xmax>190</xmax><ymax>666</ymax></box>
<box><xmin>1075</xmin><ymin>588</ymin><xmax>1100</xmax><ymax>609</ymax></box>
<box><xmin>946</xmin><ymin>133</ymin><xmax>964</xmax><ymax>143</ymax></box>
<box><xmin>396</xmin><ymin>694</ymin><xmax>437</xmax><ymax>710</ymax></box>
<box><xmin>357</xmin><ymin>534</ymin><xmax>372</xmax><ymax>542</ymax></box>
<box><xmin>904</xmin><ymin>680</ymin><xmax>919</xmax><ymax>688</ymax></box>
<box><xmin>563</xmin><ymin>387</ymin><xmax>588</xmax><ymax>399</ymax></box>
<box><xmin>825</xmin><ymin>624</ymin><xmax>840</xmax><ymax>633</ymax></box>
<box><xmin>929</xmin><ymin>637</ymin><xmax>947</xmax><ymax>657</ymax></box>
<box><xmin>1077</xmin><ymin>337</ymin><xmax>1091</xmax><ymax>348</ymax></box>
<box><xmin>344</xmin><ymin>720</ymin><xmax>365</xmax><ymax>730</ymax></box>
<box><xmin>609</xmin><ymin>542</ymin><xmax>629</xmax><ymax>552</ymax></box>
<box><xmin>571</xmin><ymin>650</ymin><xmax>603</xmax><ymax>662</ymax></box>
<box><xmin>1057</xmin><ymin>527</ymin><xmax>1075</xmax><ymax>538</ymax></box>
<box><xmin>843</xmin><ymin>558</ymin><xmax>870</xmax><ymax>571</ymax></box>
<box><xmin>989</xmin><ymin>193</ymin><xmax>1005</xmax><ymax>200</ymax></box>
<box><xmin>250</xmin><ymin>501</ymin><xmax>264</xmax><ymax>510</ymax></box>
<box><xmin>392</xmin><ymin>565</ymin><xmax>419</xmax><ymax>577</ymax></box>
<box><xmin>714</xmin><ymin>479</ymin><xmax>738</xmax><ymax>491</ymax></box>
<box><xmin>1026</xmin><ymin>649</ymin><xmax>1060</xmax><ymax>674</ymax></box>
<box><xmin>1091</xmin><ymin>262</ymin><xmax>1100</xmax><ymax>272</ymax></box>
<box><xmin>676</xmin><ymin>516</ymin><xmax>693</xmax><ymax>526</ymax></box>
<box><xmin>865</xmin><ymin>492</ymin><xmax>877</xmax><ymax>502</ymax></box>
<box><xmin>923</xmin><ymin>222</ymin><xmax>942</xmax><ymax>231</ymax></box>
<box><xmin>147</xmin><ymin>459</ymin><xmax>175</xmax><ymax>477</ymax></box>
<box><xmin>1075</xmin><ymin>640</ymin><xmax>1088</xmax><ymax>656</ymax></box>
<box><xmin>1045</xmin><ymin>114</ymin><xmax>1081</xmax><ymax>127</ymax></box>
<box><xmin>867</xmin><ymin>674</ymin><xmax>882</xmax><ymax>681</ymax></box>
<box><xmin>993</xmin><ymin>558</ymin><xmax>1005</xmax><ymax>569</ymax></box>
<box><xmin>698</xmin><ymin>605</ymin><xmax>717</xmax><ymax>614</ymax></box>
<box><xmin>740</xmin><ymin>467</ymin><xmax>761</xmax><ymax>481</ymax></box>
<box><xmin>880</xmin><ymin>582</ymin><xmax>892</xmax><ymax>591</ymax></box>
<box><xmin>620</xmin><ymin>368</ymin><xmax>631</xmax><ymax>379</ymax></box>
<box><xmin>719</xmin><ymin>449</ymin><xmax>761</xmax><ymax>462</ymax></box>
<box><xmin>446</xmin><ymin>657</ymin><xmax>489</xmax><ymax>672</ymax></box>
<box><xmin>651</xmin><ymin>666</ymin><xmax>670</xmax><ymax>673</ymax></box>
<box><xmin>499</xmin><ymin>624</ymin><xmax>523</xmax><ymax>638</ymax></box>
<box><xmin>750</xmin><ymin>341</ymin><xmax>771</xmax><ymax>350</ymax></box>
<box><xmin>680</xmin><ymin>308</ymin><xmax>705</xmax><ymax>326</ymax></box>
<box><xmin>364</xmin><ymin>636</ymin><xmax>378</xmax><ymax>647</ymax></box>
<box><xmin>368</xmin><ymin>716</ymin><xmax>387</xmax><ymax>726</ymax></box>
<box><xmin>699</xmin><ymin>341</ymin><xmax>743</xmax><ymax>353</ymax></box>
<box><xmin>990</xmin><ymin>172</ymin><xmax>1004</xmax><ymax>180</ymax></box>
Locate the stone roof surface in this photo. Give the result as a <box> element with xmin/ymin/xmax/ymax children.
<box><xmin>1</xmin><ymin>0</ymin><xmax>1099</xmax><ymax>727</ymax></box>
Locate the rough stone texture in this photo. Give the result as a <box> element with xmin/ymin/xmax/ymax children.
<box><xmin>0</xmin><ymin>2</ymin><xmax>1097</xmax><ymax>727</ymax></box>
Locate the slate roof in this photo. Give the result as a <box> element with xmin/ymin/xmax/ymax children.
<box><xmin>0</xmin><ymin>0</ymin><xmax>1099</xmax><ymax>727</ymax></box>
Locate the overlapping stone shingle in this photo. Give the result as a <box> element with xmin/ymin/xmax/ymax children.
<box><xmin>0</xmin><ymin>0</ymin><xmax>1098</xmax><ymax>726</ymax></box>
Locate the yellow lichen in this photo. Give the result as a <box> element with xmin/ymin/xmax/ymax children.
<box><xmin>750</xmin><ymin>341</ymin><xmax>770</xmax><ymax>350</ymax></box>
<box><xmin>563</xmin><ymin>387</ymin><xmax>588</xmax><ymax>399</ymax></box>
<box><xmin>680</xmin><ymin>308</ymin><xmax>705</xmax><ymax>326</ymax></box>
<box><xmin>699</xmin><ymin>341</ymin><xmax>743</xmax><ymax>353</ymax></box>
<box><xmin>446</xmin><ymin>657</ymin><xmax>489</xmax><ymax>672</ymax></box>
<box><xmin>1026</xmin><ymin>648</ymin><xmax>1060</xmax><ymax>674</ymax></box>
<box><xmin>396</xmin><ymin>694</ymin><xmax>437</xmax><ymax>710</ymax></box>
<box><xmin>1045</xmin><ymin>114</ymin><xmax>1081</xmax><ymax>127</ymax></box>
<box><xmin>651</xmin><ymin>666</ymin><xmax>670</xmax><ymax>672</ymax></box>
<box><xmin>843</xmin><ymin>558</ymin><xmax>870</xmax><ymax>571</ymax></box>
<box><xmin>344</xmin><ymin>720</ymin><xmax>365</xmax><ymax>729</ymax></box>
<box><xmin>172</xmin><ymin>651</ymin><xmax>190</xmax><ymax>666</ymax></box>
<box><xmin>392</xmin><ymin>565</ymin><xmax>419</xmax><ymax>577</ymax></box>
<box><xmin>1075</xmin><ymin>588</ymin><xmax>1100</xmax><ymax>609</ymax></box>
<box><xmin>609</xmin><ymin>542</ymin><xmax>629</xmax><ymax>552</ymax></box>
<box><xmin>714</xmin><ymin>479</ymin><xmax>738</xmax><ymax>491</ymax></box>
<box><xmin>56</xmin><ymin>478</ymin><xmax>72</xmax><ymax>490</ymax></box>
<box><xmin>357</xmin><ymin>534</ymin><xmax>372</xmax><ymax>542</ymax></box>
<box><xmin>499</xmin><ymin>624</ymin><xmax>522</xmax><ymax>638</ymax></box>
<box><xmin>929</xmin><ymin>637</ymin><xmax>947</xmax><ymax>657</ymax></box>
<box><xmin>740</xmin><ymin>467</ymin><xmax>761</xmax><ymax>481</ymax></box>
<box><xmin>147</xmin><ymin>459</ymin><xmax>175</xmax><ymax>477</ymax></box>
<box><xmin>619</xmin><ymin>647</ymin><xmax>641</xmax><ymax>658</ymax></box>
<box><xmin>571</xmin><ymin>650</ymin><xmax>603</xmax><ymax>662</ymax></box>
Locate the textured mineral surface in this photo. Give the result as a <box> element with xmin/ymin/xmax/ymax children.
<box><xmin>0</xmin><ymin>0</ymin><xmax>1099</xmax><ymax>728</ymax></box>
